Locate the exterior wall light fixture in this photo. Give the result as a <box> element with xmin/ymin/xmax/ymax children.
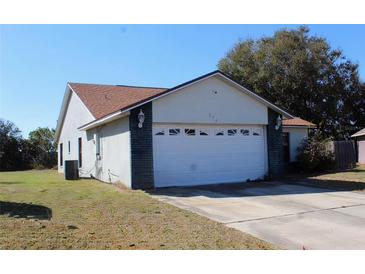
<box><xmin>138</xmin><ymin>109</ymin><xmax>145</xmax><ymax>128</ymax></box>
<box><xmin>275</xmin><ymin>115</ymin><xmax>282</xmax><ymax>130</ymax></box>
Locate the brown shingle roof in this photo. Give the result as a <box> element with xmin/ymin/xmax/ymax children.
<box><xmin>69</xmin><ymin>83</ymin><xmax>167</xmax><ymax>119</ymax></box>
<box><xmin>283</xmin><ymin>117</ymin><xmax>315</xmax><ymax>127</ymax></box>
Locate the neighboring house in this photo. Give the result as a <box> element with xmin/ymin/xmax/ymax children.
<box><xmin>55</xmin><ymin>70</ymin><xmax>313</xmax><ymax>189</ymax></box>
<box><xmin>351</xmin><ymin>128</ymin><xmax>365</xmax><ymax>164</ymax></box>
<box><xmin>282</xmin><ymin>118</ymin><xmax>315</xmax><ymax>162</ymax></box>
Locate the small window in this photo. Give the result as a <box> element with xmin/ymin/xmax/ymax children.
<box><xmin>215</xmin><ymin>130</ymin><xmax>224</xmax><ymax>136</ymax></box>
<box><xmin>68</xmin><ymin>141</ymin><xmax>71</xmax><ymax>154</ymax></box>
<box><xmin>240</xmin><ymin>129</ymin><xmax>250</xmax><ymax>136</ymax></box>
<box><xmin>228</xmin><ymin>129</ymin><xmax>237</xmax><ymax>136</ymax></box>
<box><xmin>154</xmin><ymin>129</ymin><xmax>165</xmax><ymax>136</ymax></box>
<box><xmin>78</xmin><ymin>137</ymin><xmax>82</xmax><ymax>168</ymax></box>
<box><xmin>95</xmin><ymin>132</ymin><xmax>101</xmax><ymax>158</ymax></box>
<box><xmin>185</xmin><ymin>129</ymin><xmax>196</xmax><ymax>136</ymax></box>
<box><xmin>199</xmin><ymin>129</ymin><xmax>209</xmax><ymax>136</ymax></box>
<box><xmin>169</xmin><ymin>128</ymin><xmax>181</xmax><ymax>136</ymax></box>
<box><xmin>252</xmin><ymin>128</ymin><xmax>262</xmax><ymax>136</ymax></box>
<box><xmin>59</xmin><ymin>143</ymin><xmax>63</xmax><ymax>166</ymax></box>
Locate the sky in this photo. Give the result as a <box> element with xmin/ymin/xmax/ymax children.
<box><xmin>1</xmin><ymin>24</ymin><xmax>364</xmax><ymax>137</ymax></box>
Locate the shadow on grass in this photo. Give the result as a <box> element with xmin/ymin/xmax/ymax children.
<box><xmin>0</xmin><ymin>201</ymin><xmax>52</xmax><ymax>220</ymax></box>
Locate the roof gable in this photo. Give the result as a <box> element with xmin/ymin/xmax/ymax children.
<box><xmin>54</xmin><ymin>86</ymin><xmax>95</xmax><ymax>142</ymax></box>
<box><xmin>153</xmin><ymin>74</ymin><xmax>269</xmax><ymax>125</ymax></box>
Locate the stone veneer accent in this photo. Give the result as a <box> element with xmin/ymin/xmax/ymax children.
<box><xmin>267</xmin><ymin>108</ymin><xmax>284</xmax><ymax>178</ymax></box>
<box><xmin>129</xmin><ymin>102</ymin><xmax>154</xmax><ymax>189</ymax></box>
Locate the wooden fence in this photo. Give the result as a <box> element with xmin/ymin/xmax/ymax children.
<box><xmin>328</xmin><ymin>140</ymin><xmax>357</xmax><ymax>170</ymax></box>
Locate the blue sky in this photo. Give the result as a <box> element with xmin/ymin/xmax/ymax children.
<box><xmin>1</xmin><ymin>25</ymin><xmax>364</xmax><ymax>137</ymax></box>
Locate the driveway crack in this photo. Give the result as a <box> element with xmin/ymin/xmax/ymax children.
<box><xmin>224</xmin><ymin>203</ymin><xmax>365</xmax><ymax>224</ymax></box>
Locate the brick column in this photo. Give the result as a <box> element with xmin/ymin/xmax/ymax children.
<box><xmin>267</xmin><ymin>109</ymin><xmax>284</xmax><ymax>178</ymax></box>
<box><xmin>129</xmin><ymin>102</ymin><xmax>154</xmax><ymax>189</ymax></box>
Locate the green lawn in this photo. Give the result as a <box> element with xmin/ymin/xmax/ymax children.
<box><xmin>0</xmin><ymin>170</ymin><xmax>275</xmax><ymax>250</ymax></box>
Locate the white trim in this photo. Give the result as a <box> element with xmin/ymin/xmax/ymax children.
<box><xmin>78</xmin><ymin>111</ymin><xmax>130</xmax><ymax>131</ymax></box>
<box><xmin>54</xmin><ymin>86</ymin><xmax>72</xmax><ymax>143</ymax></box>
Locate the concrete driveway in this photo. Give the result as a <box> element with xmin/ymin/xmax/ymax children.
<box><xmin>151</xmin><ymin>181</ymin><xmax>365</xmax><ymax>249</ymax></box>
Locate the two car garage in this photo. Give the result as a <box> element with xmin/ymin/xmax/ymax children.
<box><xmin>153</xmin><ymin>124</ymin><xmax>267</xmax><ymax>187</ymax></box>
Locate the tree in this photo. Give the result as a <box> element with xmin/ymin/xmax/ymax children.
<box><xmin>0</xmin><ymin>119</ymin><xmax>32</xmax><ymax>170</ymax></box>
<box><xmin>218</xmin><ymin>26</ymin><xmax>365</xmax><ymax>139</ymax></box>
<box><xmin>28</xmin><ymin>127</ymin><xmax>57</xmax><ymax>169</ymax></box>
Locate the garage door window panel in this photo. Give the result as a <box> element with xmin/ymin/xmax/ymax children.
<box><xmin>215</xmin><ymin>129</ymin><xmax>224</xmax><ymax>136</ymax></box>
<box><xmin>252</xmin><ymin>128</ymin><xmax>262</xmax><ymax>136</ymax></box>
<box><xmin>240</xmin><ymin>129</ymin><xmax>250</xmax><ymax>136</ymax></box>
<box><xmin>169</xmin><ymin>128</ymin><xmax>181</xmax><ymax>136</ymax></box>
<box><xmin>154</xmin><ymin>129</ymin><xmax>165</xmax><ymax>136</ymax></box>
<box><xmin>185</xmin><ymin>129</ymin><xmax>196</xmax><ymax>136</ymax></box>
<box><xmin>228</xmin><ymin>129</ymin><xmax>237</xmax><ymax>136</ymax></box>
<box><xmin>199</xmin><ymin>129</ymin><xmax>209</xmax><ymax>136</ymax></box>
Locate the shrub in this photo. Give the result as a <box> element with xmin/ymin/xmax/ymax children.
<box><xmin>296</xmin><ymin>133</ymin><xmax>335</xmax><ymax>172</ymax></box>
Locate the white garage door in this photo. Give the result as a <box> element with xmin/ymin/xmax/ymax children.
<box><xmin>153</xmin><ymin>125</ymin><xmax>267</xmax><ymax>187</ymax></box>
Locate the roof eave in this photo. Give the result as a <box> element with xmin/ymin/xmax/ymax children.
<box><xmin>351</xmin><ymin>133</ymin><xmax>365</xmax><ymax>138</ymax></box>
<box><xmin>78</xmin><ymin>111</ymin><xmax>130</xmax><ymax>131</ymax></box>
<box><xmin>283</xmin><ymin>125</ymin><xmax>316</xmax><ymax>128</ymax></box>
<box><xmin>54</xmin><ymin>85</ymin><xmax>72</xmax><ymax>143</ymax></box>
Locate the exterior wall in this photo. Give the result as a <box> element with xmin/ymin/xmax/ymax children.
<box><xmin>358</xmin><ymin>136</ymin><xmax>365</xmax><ymax>164</ymax></box>
<box><xmin>58</xmin><ymin>91</ymin><xmax>94</xmax><ymax>175</ymax></box>
<box><xmin>153</xmin><ymin>75</ymin><xmax>268</xmax><ymax>125</ymax></box>
<box><xmin>90</xmin><ymin>117</ymin><xmax>132</xmax><ymax>187</ymax></box>
<box><xmin>266</xmin><ymin>109</ymin><xmax>283</xmax><ymax>178</ymax></box>
<box><xmin>282</xmin><ymin>127</ymin><xmax>308</xmax><ymax>162</ymax></box>
<box><xmin>130</xmin><ymin>102</ymin><xmax>154</xmax><ymax>189</ymax></box>
<box><xmin>58</xmin><ymin>91</ymin><xmax>132</xmax><ymax>188</ymax></box>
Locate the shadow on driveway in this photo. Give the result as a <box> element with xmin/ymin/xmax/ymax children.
<box><xmin>147</xmin><ymin>180</ymin><xmax>350</xmax><ymax>199</ymax></box>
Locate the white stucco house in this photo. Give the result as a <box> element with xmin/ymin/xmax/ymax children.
<box><xmin>55</xmin><ymin>70</ymin><xmax>314</xmax><ymax>189</ymax></box>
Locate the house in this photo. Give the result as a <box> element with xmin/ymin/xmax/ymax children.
<box><xmin>351</xmin><ymin>128</ymin><xmax>365</xmax><ymax>164</ymax></box>
<box><xmin>55</xmin><ymin>70</ymin><xmax>314</xmax><ymax>189</ymax></box>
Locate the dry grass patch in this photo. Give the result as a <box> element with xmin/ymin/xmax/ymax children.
<box><xmin>286</xmin><ymin>165</ymin><xmax>365</xmax><ymax>191</ymax></box>
<box><xmin>0</xmin><ymin>170</ymin><xmax>275</xmax><ymax>250</ymax></box>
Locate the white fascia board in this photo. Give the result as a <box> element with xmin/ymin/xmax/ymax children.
<box><xmin>78</xmin><ymin>111</ymin><xmax>130</xmax><ymax>131</ymax></box>
<box><xmin>54</xmin><ymin>86</ymin><xmax>72</xmax><ymax>143</ymax></box>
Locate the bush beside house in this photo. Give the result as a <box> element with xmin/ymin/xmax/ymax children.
<box><xmin>296</xmin><ymin>132</ymin><xmax>335</xmax><ymax>172</ymax></box>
